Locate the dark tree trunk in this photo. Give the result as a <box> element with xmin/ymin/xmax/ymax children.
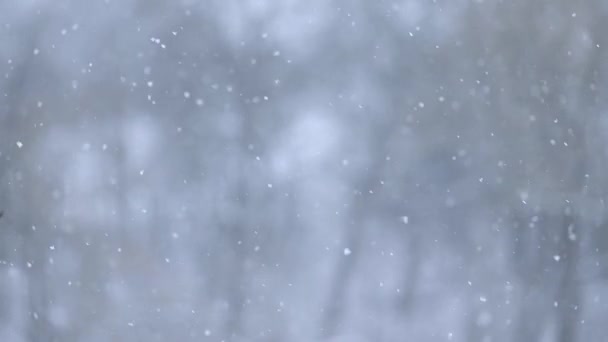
<box><xmin>555</xmin><ymin>214</ymin><xmax>581</xmax><ymax>342</ymax></box>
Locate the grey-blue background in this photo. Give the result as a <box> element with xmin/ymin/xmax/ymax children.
<box><xmin>1</xmin><ymin>1</ymin><xmax>608</xmax><ymax>341</ymax></box>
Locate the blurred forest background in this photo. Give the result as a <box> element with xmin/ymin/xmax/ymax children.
<box><xmin>2</xmin><ymin>0</ymin><xmax>608</xmax><ymax>341</ymax></box>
